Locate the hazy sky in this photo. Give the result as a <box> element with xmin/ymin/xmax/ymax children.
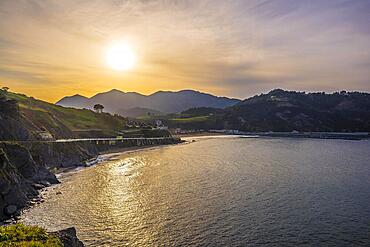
<box><xmin>0</xmin><ymin>0</ymin><xmax>369</xmax><ymax>102</ymax></box>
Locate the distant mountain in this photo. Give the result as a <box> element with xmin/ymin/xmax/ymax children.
<box><xmin>56</xmin><ymin>89</ymin><xmax>241</xmax><ymax>116</ymax></box>
<box><xmin>165</xmin><ymin>89</ymin><xmax>370</xmax><ymax>132</ymax></box>
<box><xmin>56</xmin><ymin>94</ymin><xmax>89</xmax><ymax>109</ymax></box>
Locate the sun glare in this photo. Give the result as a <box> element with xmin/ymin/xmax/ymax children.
<box><xmin>106</xmin><ymin>43</ymin><xmax>136</xmax><ymax>71</ymax></box>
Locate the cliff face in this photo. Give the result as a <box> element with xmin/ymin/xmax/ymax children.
<box><xmin>0</xmin><ymin>95</ymin><xmax>33</xmax><ymax>141</ymax></box>
<box><xmin>28</xmin><ymin>142</ymin><xmax>96</xmax><ymax>169</ymax></box>
<box><xmin>0</xmin><ymin>143</ymin><xmax>58</xmax><ymax>222</ymax></box>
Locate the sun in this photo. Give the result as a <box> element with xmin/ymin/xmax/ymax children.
<box><xmin>106</xmin><ymin>43</ymin><xmax>136</xmax><ymax>71</ymax></box>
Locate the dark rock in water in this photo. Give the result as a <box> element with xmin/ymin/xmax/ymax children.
<box><xmin>32</xmin><ymin>183</ymin><xmax>45</xmax><ymax>190</ymax></box>
<box><xmin>3</xmin><ymin>205</ymin><xmax>17</xmax><ymax>216</ymax></box>
<box><xmin>40</xmin><ymin>180</ymin><xmax>51</xmax><ymax>187</ymax></box>
<box><xmin>51</xmin><ymin>227</ymin><xmax>85</xmax><ymax>247</ymax></box>
<box><xmin>3</xmin><ymin>218</ymin><xmax>15</xmax><ymax>225</ymax></box>
<box><xmin>0</xmin><ymin>180</ymin><xmax>11</xmax><ymax>196</ymax></box>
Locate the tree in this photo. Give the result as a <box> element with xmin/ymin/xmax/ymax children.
<box><xmin>93</xmin><ymin>104</ymin><xmax>104</xmax><ymax>113</ymax></box>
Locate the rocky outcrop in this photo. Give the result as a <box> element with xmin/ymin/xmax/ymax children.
<box><xmin>28</xmin><ymin>142</ymin><xmax>96</xmax><ymax>168</ymax></box>
<box><xmin>0</xmin><ymin>95</ymin><xmax>32</xmax><ymax>141</ymax></box>
<box><xmin>51</xmin><ymin>227</ymin><xmax>85</xmax><ymax>247</ymax></box>
<box><xmin>1</xmin><ymin>144</ymin><xmax>59</xmax><ymax>184</ymax></box>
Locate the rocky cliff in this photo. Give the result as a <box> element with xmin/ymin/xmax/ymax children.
<box><xmin>0</xmin><ymin>143</ymin><xmax>58</xmax><ymax>222</ymax></box>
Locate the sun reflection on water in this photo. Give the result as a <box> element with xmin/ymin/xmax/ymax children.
<box><xmin>20</xmin><ymin>139</ymin><xmax>370</xmax><ymax>246</ymax></box>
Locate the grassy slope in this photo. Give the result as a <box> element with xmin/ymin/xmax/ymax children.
<box><xmin>135</xmin><ymin>111</ymin><xmax>215</xmax><ymax>130</ymax></box>
<box><xmin>6</xmin><ymin>92</ymin><xmax>128</xmax><ymax>138</ymax></box>
<box><xmin>0</xmin><ymin>223</ymin><xmax>62</xmax><ymax>246</ymax></box>
<box><xmin>169</xmin><ymin>116</ymin><xmax>210</xmax><ymax>122</ymax></box>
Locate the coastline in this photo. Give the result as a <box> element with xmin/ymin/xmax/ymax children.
<box><xmin>18</xmin><ymin>142</ymin><xmax>186</xmax><ymax>217</ymax></box>
<box><xmin>0</xmin><ymin>139</ymin><xmax>181</xmax><ymax>222</ymax></box>
<box><xmin>54</xmin><ymin>142</ymin><xmax>185</xmax><ymax>178</ymax></box>
<box><xmin>19</xmin><ymin>132</ymin><xmax>367</xmax><ymax>219</ymax></box>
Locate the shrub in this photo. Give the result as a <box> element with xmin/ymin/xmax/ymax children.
<box><xmin>0</xmin><ymin>223</ymin><xmax>62</xmax><ymax>246</ymax></box>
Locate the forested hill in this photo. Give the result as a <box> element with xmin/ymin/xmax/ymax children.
<box><xmin>165</xmin><ymin>89</ymin><xmax>370</xmax><ymax>132</ymax></box>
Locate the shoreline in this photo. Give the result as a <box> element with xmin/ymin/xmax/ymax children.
<box><xmin>54</xmin><ymin>142</ymin><xmax>185</xmax><ymax>178</ymax></box>
<box><xmin>31</xmin><ymin>141</ymin><xmax>186</xmax><ymax>200</ymax></box>
<box><xmin>12</xmin><ymin>140</ymin><xmax>185</xmax><ymax>245</ymax></box>
<box><xmin>0</xmin><ymin>141</ymin><xmax>183</xmax><ymax>225</ymax></box>
<box><xmin>19</xmin><ymin>133</ymin><xmax>367</xmax><ymax>219</ymax></box>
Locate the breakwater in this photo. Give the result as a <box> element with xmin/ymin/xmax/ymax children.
<box><xmin>249</xmin><ymin>132</ymin><xmax>369</xmax><ymax>140</ymax></box>
<box><xmin>211</xmin><ymin>130</ymin><xmax>370</xmax><ymax>140</ymax></box>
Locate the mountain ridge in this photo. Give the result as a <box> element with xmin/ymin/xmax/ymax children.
<box><xmin>56</xmin><ymin>89</ymin><xmax>241</xmax><ymax>116</ymax></box>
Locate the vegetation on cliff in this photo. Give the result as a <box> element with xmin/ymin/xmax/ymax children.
<box><xmin>0</xmin><ymin>223</ymin><xmax>62</xmax><ymax>246</ymax></box>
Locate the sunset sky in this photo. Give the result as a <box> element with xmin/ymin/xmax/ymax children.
<box><xmin>0</xmin><ymin>0</ymin><xmax>369</xmax><ymax>102</ymax></box>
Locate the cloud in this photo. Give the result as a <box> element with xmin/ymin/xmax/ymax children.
<box><xmin>0</xmin><ymin>0</ymin><xmax>369</xmax><ymax>101</ymax></box>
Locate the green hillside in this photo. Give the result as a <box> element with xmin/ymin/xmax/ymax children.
<box><xmin>0</xmin><ymin>223</ymin><xmax>62</xmax><ymax>246</ymax></box>
<box><xmin>1</xmin><ymin>89</ymin><xmax>128</xmax><ymax>140</ymax></box>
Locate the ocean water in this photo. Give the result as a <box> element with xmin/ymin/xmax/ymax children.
<box><xmin>21</xmin><ymin>137</ymin><xmax>370</xmax><ymax>246</ymax></box>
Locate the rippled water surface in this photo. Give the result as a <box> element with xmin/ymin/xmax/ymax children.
<box><xmin>22</xmin><ymin>137</ymin><xmax>370</xmax><ymax>246</ymax></box>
